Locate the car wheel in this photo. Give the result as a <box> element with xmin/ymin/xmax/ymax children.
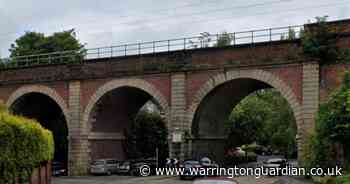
<box><xmin>107</xmin><ymin>170</ymin><xmax>111</xmax><ymax>175</ymax></box>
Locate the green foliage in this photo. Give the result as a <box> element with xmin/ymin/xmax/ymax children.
<box><xmin>224</xmin><ymin>151</ymin><xmax>257</xmax><ymax>166</ymax></box>
<box><xmin>9</xmin><ymin>29</ymin><xmax>85</xmax><ymax>63</ymax></box>
<box><xmin>336</xmin><ymin>174</ymin><xmax>350</xmax><ymax>184</ymax></box>
<box><xmin>301</xmin><ymin>16</ymin><xmax>341</xmax><ymax>64</ymax></box>
<box><xmin>125</xmin><ymin>111</ymin><xmax>168</xmax><ymax>161</ymax></box>
<box><xmin>0</xmin><ymin>105</ymin><xmax>54</xmax><ymax>184</ymax></box>
<box><xmin>226</xmin><ymin>89</ymin><xmax>297</xmax><ymax>158</ymax></box>
<box><xmin>281</xmin><ymin>28</ymin><xmax>297</xmax><ymax>40</ymax></box>
<box><xmin>215</xmin><ymin>31</ymin><xmax>233</xmax><ymax>47</ymax></box>
<box><xmin>304</xmin><ymin>71</ymin><xmax>350</xmax><ymax>170</ymax></box>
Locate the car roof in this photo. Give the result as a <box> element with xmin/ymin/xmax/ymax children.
<box><xmin>267</xmin><ymin>158</ymin><xmax>286</xmax><ymax>162</ymax></box>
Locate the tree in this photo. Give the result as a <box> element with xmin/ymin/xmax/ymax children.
<box><xmin>125</xmin><ymin>111</ymin><xmax>168</xmax><ymax>163</ymax></box>
<box><xmin>9</xmin><ymin>29</ymin><xmax>85</xmax><ymax>60</ymax></box>
<box><xmin>305</xmin><ymin>72</ymin><xmax>350</xmax><ymax>170</ymax></box>
<box><xmin>215</xmin><ymin>31</ymin><xmax>233</xmax><ymax>47</ymax></box>
<box><xmin>301</xmin><ymin>16</ymin><xmax>339</xmax><ymax>64</ymax></box>
<box><xmin>226</xmin><ymin>89</ymin><xmax>297</xmax><ymax>158</ymax></box>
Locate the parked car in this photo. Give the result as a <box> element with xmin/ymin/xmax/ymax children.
<box><xmin>52</xmin><ymin>161</ymin><xmax>67</xmax><ymax>176</ymax></box>
<box><xmin>263</xmin><ymin>158</ymin><xmax>289</xmax><ymax>168</ymax></box>
<box><xmin>130</xmin><ymin>158</ymin><xmax>157</xmax><ymax>176</ymax></box>
<box><xmin>117</xmin><ymin>161</ymin><xmax>131</xmax><ymax>175</ymax></box>
<box><xmin>90</xmin><ymin>158</ymin><xmax>119</xmax><ymax>175</ymax></box>
<box><xmin>193</xmin><ymin>177</ymin><xmax>238</xmax><ymax>184</ymax></box>
<box><xmin>226</xmin><ymin>147</ymin><xmax>246</xmax><ymax>157</ymax></box>
<box><xmin>179</xmin><ymin>160</ymin><xmax>203</xmax><ymax>180</ymax></box>
<box><xmin>200</xmin><ymin>157</ymin><xmax>219</xmax><ymax>169</ymax></box>
<box><xmin>262</xmin><ymin>158</ymin><xmax>289</xmax><ymax>176</ymax></box>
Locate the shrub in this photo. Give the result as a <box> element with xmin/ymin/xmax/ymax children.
<box><xmin>336</xmin><ymin>174</ymin><xmax>350</xmax><ymax>184</ymax></box>
<box><xmin>301</xmin><ymin>17</ymin><xmax>340</xmax><ymax>65</ymax></box>
<box><xmin>303</xmin><ymin>72</ymin><xmax>350</xmax><ymax>173</ymax></box>
<box><xmin>0</xmin><ymin>104</ymin><xmax>54</xmax><ymax>184</ymax></box>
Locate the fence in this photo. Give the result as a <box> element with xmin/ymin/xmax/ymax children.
<box><xmin>0</xmin><ymin>25</ymin><xmax>303</xmax><ymax>69</ymax></box>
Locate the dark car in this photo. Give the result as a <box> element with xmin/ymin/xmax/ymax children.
<box><xmin>130</xmin><ymin>158</ymin><xmax>157</xmax><ymax>176</ymax></box>
<box><xmin>179</xmin><ymin>160</ymin><xmax>203</xmax><ymax>180</ymax></box>
<box><xmin>52</xmin><ymin>162</ymin><xmax>67</xmax><ymax>176</ymax></box>
<box><xmin>117</xmin><ymin>161</ymin><xmax>131</xmax><ymax>175</ymax></box>
<box><xmin>262</xmin><ymin>158</ymin><xmax>289</xmax><ymax>176</ymax></box>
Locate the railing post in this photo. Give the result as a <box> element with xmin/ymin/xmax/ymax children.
<box><xmin>110</xmin><ymin>46</ymin><xmax>113</xmax><ymax>57</ymax></box>
<box><xmin>97</xmin><ymin>48</ymin><xmax>100</xmax><ymax>58</ymax></box>
<box><xmin>168</xmin><ymin>40</ymin><xmax>170</xmax><ymax>52</ymax></box>
<box><xmin>153</xmin><ymin>41</ymin><xmax>156</xmax><ymax>54</ymax></box>
<box><xmin>184</xmin><ymin>38</ymin><xmax>186</xmax><ymax>50</ymax></box>
<box><xmin>124</xmin><ymin>45</ymin><xmax>127</xmax><ymax>56</ymax></box>
<box><xmin>138</xmin><ymin>43</ymin><xmax>141</xmax><ymax>55</ymax></box>
<box><xmin>216</xmin><ymin>34</ymin><xmax>219</xmax><ymax>47</ymax></box>
<box><xmin>269</xmin><ymin>28</ymin><xmax>272</xmax><ymax>41</ymax></box>
<box><xmin>251</xmin><ymin>31</ymin><xmax>254</xmax><ymax>43</ymax></box>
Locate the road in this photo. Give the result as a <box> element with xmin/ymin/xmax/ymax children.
<box><xmin>53</xmin><ymin>175</ymin><xmax>192</xmax><ymax>184</ymax></box>
<box><xmin>53</xmin><ymin>175</ymin><xmax>281</xmax><ymax>184</ymax></box>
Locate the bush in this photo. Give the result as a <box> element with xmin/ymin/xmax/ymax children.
<box><xmin>0</xmin><ymin>104</ymin><xmax>54</xmax><ymax>183</ymax></box>
<box><xmin>303</xmin><ymin>72</ymin><xmax>350</xmax><ymax>172</ymax></box>
<box><xmin>224</xmin><ymin>151</ymin><xmax>257</xmax><ymax>166</ymax></box>
<box><xmin>336</xmin><ymin>174</ymin><xmax>350</xmax><ymax>184</ymax></box>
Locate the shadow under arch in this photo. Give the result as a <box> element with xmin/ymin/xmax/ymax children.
<box><xmin>187</xmin><ymin>69</ymin><xmax>302</xmax><ymax>162</ymax></box>
<box><xmin>83</xmin><ymin>78</ymin><xmax>170</xmax><ymax>162</ymax></box>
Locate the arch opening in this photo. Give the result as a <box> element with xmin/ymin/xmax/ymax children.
<box><xmin>10</xmin><ymin>92</ymin><xmax>68</xmax><ymax>172</ymax></box>
<box><xmin>88</xmin><ymin>86</ymin><xmax>168</xmax><ymax>162</ymax></box>
<box><xmin>191</xmin><ymin>78</ymin><xmax>298</xmax><ymax>165</ymax></box>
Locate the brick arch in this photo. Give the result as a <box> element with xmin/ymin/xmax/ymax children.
<box><xmin>83</xmin><ymin>78</ymin><xmax>170</xmax><ymax>132</ymax></box>
<box><xmin>6</xmin><ymin>85</ymin><xmax>70</xmax><ymax>129</ymax></box>
<box><xmin>187</xmin><ymin>69</ymin><xmax>302</xmax><ymax>135</ymax></box>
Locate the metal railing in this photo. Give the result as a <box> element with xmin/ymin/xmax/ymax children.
<box><xmin>0</xmin><ymin>25</ymin><xmax>304</xmax><ymax>69</ymax></box>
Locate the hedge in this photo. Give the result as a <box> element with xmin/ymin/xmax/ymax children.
<box><xmin>0</xmin><ymin>104</ymin><xmax>54</xmax><ymax>184</ymax></box>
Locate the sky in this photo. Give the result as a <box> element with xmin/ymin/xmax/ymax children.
<box><xmin>0</xmin><ymin>0</ymin><xmax>349</xmax><ymax>57</ymax></box>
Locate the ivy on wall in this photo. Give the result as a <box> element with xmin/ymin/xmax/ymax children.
<box><xmin>303</xmin><ymin>72</ymin><xmax>350</xmax><ymax>172</ymax></box>
<box><xmin>301</xmin><ymin>17</ymin><xmax>350</xmax><ymax>65</ymax></box>
<box><xmin>0</xmin><ymin>103</ymin><xmax>54</xmax><ymax>184</ymax></box>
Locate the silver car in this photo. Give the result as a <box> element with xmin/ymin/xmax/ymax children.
<box><xmin>90</xmin><ymin>159</ymin><xmax>119</xmax><ymax>175</ymax></box>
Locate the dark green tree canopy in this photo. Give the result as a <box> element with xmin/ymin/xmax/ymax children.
<box><xmin>226</xmin><ymin>89</ymin><xmax>297</xmax><ymax>157</ymax></box>
<box><xmin>9</xmin><ymin>29</ymin><xmax>84</xmax><ymax>57</ymax></box>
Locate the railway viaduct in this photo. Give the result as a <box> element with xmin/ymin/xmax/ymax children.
<box><xmin>1</xmin><ymin>19</ymin><xmax>350</xmax><ymax>175</ymax></box>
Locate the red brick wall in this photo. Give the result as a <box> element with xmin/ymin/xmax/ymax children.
<box><xmin>266</xmin><ymin>65</ymin><xmax>303</xmax><ymax>103</ymax></box>
<box><xmin>0</xmin><ymin>82</ymin><xmax>68</xmax><ymax>108</ymax></box>
<box><xmin>144</xmin><ymin>74</ymin><xmax>171</xmax><ymax>105</ymax></box>
<box><xmin>320</xmin><ymin>64</ymin><xmax>350</xmax><ymax>102</ymax></box>
<box><xmin>186</xmin><ymin>70</ymin><xmax>221</xmax><ymax>109</ymax></box>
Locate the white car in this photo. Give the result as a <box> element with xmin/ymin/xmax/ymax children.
<box><xmin>90</xmin><ymin>159</ymin><xmax>119</xmax><ymax>175</ymax></box>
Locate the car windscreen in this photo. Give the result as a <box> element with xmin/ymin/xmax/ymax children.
<box><xmin>184</xmin><ymin>161</ymin><xmax>200</xmax><ymax>165</ymax></box>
